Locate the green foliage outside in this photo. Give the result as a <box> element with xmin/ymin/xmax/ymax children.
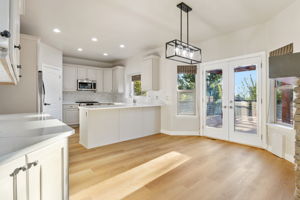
<box><xmin>133</xmin><ymin>80</ymin><xmax>146</xmax><ymax>96</ymax></box>
<box><xmin>236</xmin><ymin>74</ymin><xmax>257</xmax><ymax>101</ymax></box>
<box><xmin>206</xmin><ymin>72</ymin><xmax>222</xmax><ymax>101</ymax></box>
<box><xmin>177</xmin><ymin>74</ymin><xmax>195</xmax><ymax>90</ymax></box>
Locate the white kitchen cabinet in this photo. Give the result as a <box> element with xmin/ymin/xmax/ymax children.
<box><xmin>87</xmin><ymin>68</ymin><xmax>97</xmax><ymax>80</ymax></box>
<box><xmin>0</xmin><ymin>156</ymin><xmax>27</xmax><ymax>200</ymax></box>
<box><xmin>26</xmin><ymin>140</ymin><xmax>67</xmax><ymax>200</ymax></box>
<box><xmin>63</xmin><ymin>104</ymin><xmax>79</xmax><ymax>125</ymax></box>
<box><xmin>119</xmin><ymin>108</ymin><xmax>143</xmax><ymax>141</ymax></box>
<box><xmin>63</xmin><ymin>65</ymin><xmax>77</xmax><ymax>91</ymax></box>
<box><xmin>77</xmin><ymin>67</ymin><xmax>86</xmax><ymax>80</ymax></box>
<box><xmin>0</xmin><ymin>0</ymin><xmax>23</xmax><ymax>84</ymax></box>
<box><xmin>103</xmin><ymin>68</ymin><xmax>113</xmax><ymax>92</ymax></box>
<box><xmin>9</xmin><ymin>0</ymin><xmax>21</xmax><ymax>81</ymax></box>
<box><xmin>141</xmin><ymin>55</ymin><xmax>160</xmax><ymax>91</ymax></box>
<box><xmin>112</xmin><ymin>66</ymin><xmax>125</xmax><ymax>93</ymax></box>
<box><xmin>96</xmin><ymin>68</ymin><xmax>104</xmax><ymax>92</ymax></box>
<box><xmin>77</xmin><ymin>67</ymin><xmax>97</xmax><ymax>80</ymax></box>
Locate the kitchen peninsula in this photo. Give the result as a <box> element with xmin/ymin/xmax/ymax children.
<box><xmin>79</xmin><ymin>104</ymin><xmax>161</xmax><ymax>148</ymax></box>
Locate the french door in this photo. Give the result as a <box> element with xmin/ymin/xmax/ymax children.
<box><xmin>202</xmin><ymin>56</ymin><xmax>262</xmax><ymax>147</ymax></box>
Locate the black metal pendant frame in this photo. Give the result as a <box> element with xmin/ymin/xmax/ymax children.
<box><xmin>165</xmin><ymin>2</ymin><xmax>202</xmax><ymax>64</ymax></box>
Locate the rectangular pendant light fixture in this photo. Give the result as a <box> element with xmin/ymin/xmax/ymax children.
<box><xmin>165</xmin><ymin>2</ymin><xmax>202</xmax><ymax>64</ymax></box>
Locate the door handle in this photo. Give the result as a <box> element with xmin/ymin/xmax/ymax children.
<box><xmin>10</xmin><ymin>166</ymin><xmax>27</xmax><ymax>177</ymax></box>
<box><xmin>44</xmin><ymin>103</ymin><xmax>51</xmax><ymax>106</ymax></box>
<box><xmin>14</xmin><ymin>44</ymin><xmax>21</xmax><ymax>50</ymax></box>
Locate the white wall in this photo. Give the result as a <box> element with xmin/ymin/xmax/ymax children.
<box><xmin>39</xmin><ymin>42</ymin><xmax>63</xmax><ymax>70</ymax></box>
<box><xmin>116</xmin><ymin>0</ymin><xmax>300</xmax><ymax>160</ymax></box>
<box><xmin>0</xmin><ymin>34</ymin><xmax>39</xmax><ymax>114</ymax></box>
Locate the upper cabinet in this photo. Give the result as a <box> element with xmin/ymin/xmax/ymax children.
<box><xmin>103</xmin><ymin>68</ymin><xmax>113</xmax><ymax>92</ymax></box>
<box><xmin>63</xmin><ymin>65</ymin><xmax>77</xmax><ymax>91</ymax></box>
<box><xmin>63</xmin><ymin>65</ymin><xmax>125</xmax><ymax>93</ymax></box>
<box><xmin>141</xmin><ymin>55</ymin><xmax>160</xmax><ymax>91</ymax></box>
<box><xmin>0</xmin><ymin>0</ymin><xmax>23</xmax><ymax>84</ymax></box>
<box><xmin>112</xmin><ymin>66</ymin><xmax>125</xmax><ymax>93</ymax></box>
<box><xmin>77</xmin><ymin>67</ymin><xmax>97</xmax><ymax>80</ymax></box>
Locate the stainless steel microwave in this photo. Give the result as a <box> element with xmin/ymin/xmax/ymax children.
<box><xmin>77</xmin><ymin>80</ymin><xmax>97</xmax><ymax>91</ymax></box>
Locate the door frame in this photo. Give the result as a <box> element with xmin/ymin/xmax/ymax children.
<box><xmin>41</xmin><ymin>64</ymin><xmax>63</xmax><ymax>120</ymax></box>
<box><xmin>199</xmin><ymin>52</ymin><xmax>267</xmax><ymax>148</ymax></box>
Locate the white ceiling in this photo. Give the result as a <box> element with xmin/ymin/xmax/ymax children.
<box><xmin>21</xmin><ymin>0</ymin><xmax>295</xmax><ymax>63</ymax></box>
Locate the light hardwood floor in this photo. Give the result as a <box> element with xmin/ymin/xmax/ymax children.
<box><xmin>69</xmin><ymin>129</ymin><xmax>295</xmax><ymax>200</ymax></box>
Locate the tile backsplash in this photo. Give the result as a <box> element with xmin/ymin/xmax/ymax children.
<box><xmin>63</xmin><ymin>91</ymin><xmax>126</xmax><ymax>103</ymax></box>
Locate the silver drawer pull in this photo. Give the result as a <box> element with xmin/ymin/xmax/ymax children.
<box><xmin>10</xmin><ymin>166</ymin><xmax>27</xmax><ymax>177</ymax></box>
<box><xmin>27</xmin><ymin>161</ymin><xmax>39</xmax><ymax>169</ymax></box>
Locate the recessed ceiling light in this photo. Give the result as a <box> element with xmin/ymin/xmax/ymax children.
<box><xmin>120</xmin><ymin>44</ymin><xmax>125</xmax><ymax>48</ymax></box>
<box><xmin>53</xmin><ymin>28</ymin><xmax>61</xmax><ymax>33</ymax></box>
<box><xmin>91</xmin><ymin>37</ymin><xmax>98</xmax><ymax>42</ymax></box>
<box><xmin>77</xmin><ymin>48</ymin><xmax>83</xmax><ymax>52</ymax></box>
<box><xmin>103</xmin><ymin>53</ymin><xmax>108</xmax><ymax>56</ymax></box>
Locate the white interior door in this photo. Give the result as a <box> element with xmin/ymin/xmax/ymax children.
<box><xmin>202</xmin><ymin>56</ymin><xmax>262</xmax><ymax>147</ymax></box>
<box><xmin>43</xmin><ymin>65</ymin><xmax>62</xmax><ymax>120</ymax></box>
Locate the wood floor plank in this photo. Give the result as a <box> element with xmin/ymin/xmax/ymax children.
<box><xmin>69</xmin><ymin>128</ymin><xmax>295</xmax><ymax>200</ymax></box>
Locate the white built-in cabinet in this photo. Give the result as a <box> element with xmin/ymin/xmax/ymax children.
<box><xmin>63</xmin><ymin>104</ymin><xmax>79</xmax><ymax>125</ymax></box>
<box><xmin>0</xmin><ymin>139</ymin><xmax>68</xmax><ymax>200</ymax></box>
<box><xmin>63</xmin><ymin>65</ymin><xmax>77</xmax><ymax>91</ymax></box>
<box><xmin>0</xmin><ymin>0</ymin><xmax>24</xmax><ymax>84</ymax></box>
<box><xmin>141</xmin><ymin>55</ymin><xmax>160</xmax><ymax>91</ymax></box>
<box><xmin>112</xmin><ymin>66</ymin><xmax>125</xmax><ymax>93</ymax></box>
<box><xmin>77</xmin><ymin>67</ymin><xmax>97</xmax><ymax>80</ymax></box>
<box><xmin>96</xmin><ymin>69</ymin><xmax>104</xmax><ymax>92</ymax></box>
<box><xmin>63</xmin><ymin>65</ymin><xmax>125</xmax><ymax>93</ymax></box>
<box><xmin>103</xmin><ymin>68</ymin><xmax>113</xmax><ymax>92</ymax></box>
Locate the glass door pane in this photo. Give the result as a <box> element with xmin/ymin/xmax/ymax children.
<box><xmin>234</xmin><ymin>65</ymin><xmax>257</xmax><ymax>134</ymax></box>
<box><xmin>206</xmin><ymin>69</ymin><xmax>223</xmax><ymax>128</ymax></box>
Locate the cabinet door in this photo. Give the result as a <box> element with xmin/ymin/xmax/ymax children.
<box><xmin>112</xmin><ymin>67</ymin><xmax>125</xmax><ymax>93</ymax></box>
<box><xmin>0</xmin><ymin>156</ymin><xmax>27</xmax><ymax>200</ymax></box>
<box><xmin>77</xmin><ymin>67</ymin><xmax>86</xmax><ymax>80</ymax></box>
<box><xmin>96</xmin><ymin>69</ymin><xmax>104</xmax><ymax>92</ymax></box>
<box><xmin>141</xmin><ymin>59</ymin><xmax>152</xmax><ymax>91</ymax></box>
<box><xmin>63</xmin><ymin>109</ymin><xmax>79</xmax><ymax>125</ymax></box>
<box><xmin>87</xmin><ymin>68</ymin><xmax>97</xmax><ymax>80</ymax></box>
<box><xmin>9</xmin><ymin>0</ymin><xmax>21</xmax><ymax>81</ymax></box>
<box><xmin>27</xmin><ymin>140</ymin><xmax>67</xmax><ymax>200</ymax></box>
<box><xmin>63</xmin><ymin>66</ymin><xmax>77</xmax><ymax>91</ymax></box>
<box><xmin>103</xmin><ymin>68</ymin><xmax>113</xmax><ymax>92</ymax></box>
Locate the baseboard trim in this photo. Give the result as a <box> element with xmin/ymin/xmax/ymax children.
<box><xmin>160</xmin><ymin>129</ymin><xmax>200</xmax><ymax>136</ymax></box>
<box><xmin>285</xmin><ymin>153</ymin><xmax>295</xmax><ymax>164</ymax></box>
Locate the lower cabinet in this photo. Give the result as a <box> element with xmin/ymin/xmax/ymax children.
<box><xmin>0</xmin><ymin>157</ymin><xmax>27</xmax><ymax>200</ymax></box>
<box><xmin>63</xmin><ymin>104</ymin><xmax>79</xmax><ymax>125</ymax></box>
<box><xmin>0</xmin><ymin>139</ymin><xmax>68</xmax><ymax>200</ymax></box>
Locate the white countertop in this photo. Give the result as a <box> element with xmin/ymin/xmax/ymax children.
<box><xmin>0</xmin><ymin>113</ymin><xmax>74</xmax><ymax>164</ymax></box>
<box><xmin>79</xmin><ymin>103</ymin><xmax>162</xmax><ymax>111</ymax></box>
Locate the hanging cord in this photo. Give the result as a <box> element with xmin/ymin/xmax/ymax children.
<box><xmin>187</xmin><ymin>11</ymin><xmax>189</xmax><ymax>45</ymax></box>
<box><xmin>180</xmin><ymin>4</ymin><xmax>182</xmax><ymax>44</ymax></box>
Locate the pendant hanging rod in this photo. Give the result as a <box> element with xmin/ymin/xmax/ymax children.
<box><xmin>180</xmin><ymin>5</ymin><xmax>182</xmax><ymax>43</ymax></box>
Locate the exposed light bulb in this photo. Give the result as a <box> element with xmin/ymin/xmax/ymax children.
<box><xmin>182</xmin><ymin>49</ymin><xmax>187</xmax><ymax>57</ymax></box>
<box><xmin>189</xmin><ymin>50</ymin><xmax>194</xmax><ymax>59</ymax></box>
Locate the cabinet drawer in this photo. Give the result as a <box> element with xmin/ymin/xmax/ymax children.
<box><xmin>63</xmin><ymin>104</ymin><xmax>78</xmax><ymax>109</ymax></box>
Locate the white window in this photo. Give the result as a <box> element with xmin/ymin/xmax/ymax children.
<box><xmin>177</xmin><ymin>66</ymin><xmax>197</xmax><ymax>115</ymax></box>
<box><xmin>274</xmin><ymin>79</ymin><xmax>294</xmax><ymax>126</ymax></box>
<box><xmin>130</xmin><ymin>74</ymin><xmax>146</xmax><ymax>97</ymax></box>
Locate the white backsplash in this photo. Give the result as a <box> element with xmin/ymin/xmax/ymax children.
<box><xmin>63</xmin><ymin>91</ymin><xmax>126</xmax><ymax>103</ymax></box>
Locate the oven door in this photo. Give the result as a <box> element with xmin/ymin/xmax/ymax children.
<box><xmin>77</xmin><ymin>80</ymin><xmax>96</xmax><ymax>91</ymax></box>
